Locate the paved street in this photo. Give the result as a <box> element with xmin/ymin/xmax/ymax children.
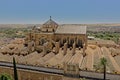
<box><xmin>0</xmin><ymin>61</ymin><xmax>63</xmax><ymax>74</ymax></box>
<box><xmin>0</xmin><ymin>61</ymin><xmax>120</xmax><ymax>80</ymax></box>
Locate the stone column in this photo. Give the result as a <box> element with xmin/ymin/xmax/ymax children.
<box><xmin>28</xmin><ymin>42</ymin><xmax>31</xmax><ymax>52</ymax></box>
<box><xmin>83</xmin><ymin>43</ymin><xmax>86</xmax><ymax>57</ymax></box>
<box><xmin>69</xmin><ymin>38</ymin><xmax>70</xmax><ymax>46</ymax></box>
<box><xmin>61</xmin><ymin>38</ymin><xmax>63</xmax><ymax>46</ymax></box>
<box><xmin>43</xmin><ymin>43</ymin><xmax>47</xmax><ymax>54</ymax></box>
<box><xmin>35</xmin><ymin>40</ymin><xmax>39</xmax><ymax>46</ymax></box>
<box><xmin>63</xmin><ymin>42</ymin><xmax>67</xmax><ymax>55</ymax></box>
<box><xmin>60</xmin><ymin>39</ymin><xmax>62</xmax><ymax>47</ymax></box>
<box><xmin>84</xmin><ymin>35</ymin><xmax>87</xmax><ymax>49</ymax></box>
<box><xmin>28</xmin><ymin>41</ymin><xmax>35</xmax><ymax>53</ymax></box>
<box><xmin>55</xmin><ymin>42</ymin><xmax>60</xmax><ymax>53</ymax></box>
<box><xmin>31</xmin><ymin>41</ymin><xmax>35</xmax><ymax>52</ymax></box>
<box><xmin>72</xmin><ymin>42</ymin><xmax>76</xmax><ymax>55</ymax></box>
<box><xmin>35</xmin><ymin>35</ymin><xmax>39</xmax><ymax>46</ymax></box>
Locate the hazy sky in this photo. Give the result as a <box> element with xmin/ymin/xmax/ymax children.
<box><xmin>0</xmin><ymin>0</ymin><xmax>120</xmax><ymax>24</ymax></box>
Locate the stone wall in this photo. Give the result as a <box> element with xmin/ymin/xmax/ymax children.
<box><xmin>0</xmin><ymin>67</ymin><xmax>63</xmax><ymax>80</ymax></box>
<box><xmin>54</xmin><ymin>34</ymin><xmax>87</xmax><ymax>48</ymax></box>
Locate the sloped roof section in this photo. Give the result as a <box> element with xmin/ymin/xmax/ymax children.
<box><xmin>55</xmin><ymin>25</ymin><xmax>86</xmax><ymax>34</ymax></box>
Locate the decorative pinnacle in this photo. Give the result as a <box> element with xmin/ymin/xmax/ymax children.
<box><xmin>50</xmin><ymin>16</ymin><xmax>52</xmax><ymax>20</ymax></box>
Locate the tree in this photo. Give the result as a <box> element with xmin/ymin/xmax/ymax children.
<box><xmin>80</xmin><ymin>78</ymin><xmax>86</xmax><ymax>80</ymax></box>
<box><xmin>0</xmin><ymin>73</ymin><xmax>13</xmax><ymax>80</ymax></box>
<box><xmin>13</xmin><ymin>57</ymin><xmax>18</xmax><ymax>80</ymax></box>
<box><xmin>94</xmin><ymin>57</ymin><xmax>107</xmax><ymax>80</ymax></box>
<box><xmin>100</xmin><ymin>57</ymin><xmax>107</xmax><ymax>80</ymax></box>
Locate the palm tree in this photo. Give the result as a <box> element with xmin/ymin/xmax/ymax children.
<box><xmin>100</xmin><ymin>57</ymin><xmax>107</xmax><ymax>80</ymax></box>
<box><xmin>13</xmin><ymin>57</ymin><xmax>18</xmax><ymax>80</ymax></box>
<box><xmin>94</xmin><ymin>57</ymin><xmax>107</xmax><ymax>80</ymax></box>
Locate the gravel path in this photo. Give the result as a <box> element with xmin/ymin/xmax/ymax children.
<box><xmin>104</xmin><ymin>47</ymin><xmax>120</xmax><ymax>72</ymax></box>
<box><xmin>114</xmin><ymin>55</ymin><xmax>120</xmax><ymax>67</ymax></box>
<box><xmin>85</xmin><ymin>47</ymin><xmax>94</xmax><ymax>70</ymax></box>
<box><xmin>101</xmin><ymin>47</ymin><xmax>115</xmax><ymax>72</ymax></box>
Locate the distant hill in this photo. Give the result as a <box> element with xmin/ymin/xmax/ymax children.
<box><xmin>62</xmin><ymin>24</ymin><xmax>120</xmax><ymax>32</ymax></box>
<box><xmin>87</xmin><ymin>26</ymin><xmax>120</xmax><ymax>32</ymax></box>
<box><xmin>0</xmin><ymin>24</ymin><xmax>120</xmax><ymax>32</ymax></box>
<box><xmin>0</xmin><ymin>24</ymin><xmax>37</xmax><ymax>28</ymax></box>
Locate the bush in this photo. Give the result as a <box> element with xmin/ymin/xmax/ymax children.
<box><xmin>0</xmin><ymin>73</ymin><xmax>13</xmax><ymax>80</ymax></box>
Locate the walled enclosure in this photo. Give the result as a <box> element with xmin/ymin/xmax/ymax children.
<box><xmin>0</xmin><ymin>66</ymin><xmax>63</xmax><ymax>80</ymax></box>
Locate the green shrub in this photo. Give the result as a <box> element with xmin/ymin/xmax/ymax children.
<box><xmin>0</xmin><ymin>73</ymin><xmax>13</xmax><ymax>80</ymax></box>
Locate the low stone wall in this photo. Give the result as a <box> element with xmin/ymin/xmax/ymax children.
<box><xmin>0</xmin><ymin>66</ymin><xmax>63</xmax><ymax>80</ymax></box>
<box><xmin>80</xmin><ymin>71</ymin><xmax>120</xmax><ymax>80</ymax></box>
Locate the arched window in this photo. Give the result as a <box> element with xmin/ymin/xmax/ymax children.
<box><xmin>63</xmin><ymin>38</ymin><xmax>66</xmax><ymax>43</ymax></box>
<box><xmin>56</xmin><ymin>38</ymin><xmax>60</xmax><ymax>42</ymax></box>
<box><xmin>46</xmin><ymin>29</ymin><xmax>48</xmax><ymax>32</ymax></box>
<box><xmin>69</xmin><ymin>39</ymin><xmax>74</xmax><ymax>47</ymax></box>
<box><xmin>39</xmin><ymin>38</ymin><xmax>46</xmax><ymax>45</ymax></box>
<box><xmin>78</xmin><ymin>39</ymin><xmax>83</xmax><ymax>48</ymax></box>
<box><xmin>52</xmin><ymin>29</ymin><xmax>55</xmax><ymax>32</ymax></box>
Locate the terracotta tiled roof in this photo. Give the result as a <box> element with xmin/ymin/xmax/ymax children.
<box><xmin>55</xmin><ymin>25</ymin><xmax>86</xmax><ymax>34</ymax></box>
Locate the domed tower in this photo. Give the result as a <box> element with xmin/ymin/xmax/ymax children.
<box><xmin>41</xmin><ymin>16</ymin><xmax>59</xmax><ymax>32</ymax></box>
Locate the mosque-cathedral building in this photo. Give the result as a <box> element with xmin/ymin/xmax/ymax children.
<box><xmin>25</xmin><ymin>17</ymin><xmax>87</xmax><ymax>56</ymax></box>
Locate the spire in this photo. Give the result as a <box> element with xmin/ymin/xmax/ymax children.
<box><xmin>50</xmin><ymin>16</ymin><xmax>52</xmax><ymax>20</ymax></box>
<box><xmin>43</xmin><ymin>16</ymin><xmax>58</xmax><ymax>26</ymax></box>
